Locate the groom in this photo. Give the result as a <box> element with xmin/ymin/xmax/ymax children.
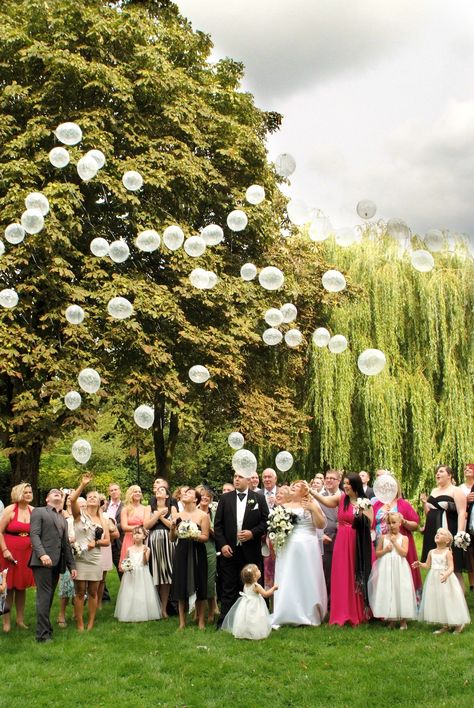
<box><xmin>214</xmin><ymin>470</ymin><xmax>269</xmax><ymax>625</ymax></box>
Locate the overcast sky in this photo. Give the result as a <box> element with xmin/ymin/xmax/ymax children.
<box><xmin>177</xmin><ymin>0</ymin><xmax>474</xmax><ymax>239</ymax></box>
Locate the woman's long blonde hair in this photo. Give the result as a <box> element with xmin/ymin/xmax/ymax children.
<box><xmin>124</xmin><ymin>485</ymin><xmax>142</xmax><ymax>510</ymax></box>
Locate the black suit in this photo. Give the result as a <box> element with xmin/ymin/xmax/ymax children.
<box><xmin>29</xmin><ymin>505</ymin><xmax>75</xmax><ymax>641</ymax></box>
<box><xmin>214</xmin><ymin>489</ymin><xmax>268</xmax><ymax>620</ymax></box>
<box><xmin>106</xmin><ymin>501</ymin><xmax>123</xmax><ymax>577</ymax></box>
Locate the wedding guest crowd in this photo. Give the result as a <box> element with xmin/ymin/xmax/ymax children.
<box><xmin>0</xmin><ymin>461</ymin><xmax>472</xmax><ymax>641</ymax></box>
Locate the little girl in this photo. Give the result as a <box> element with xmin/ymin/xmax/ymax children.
<box><xmin>221</xmin><ymin>564</ymin><xmax>277</xmax><ymax>640</ymax></box>
<box><xmin>114</xmin><ymin>526</ymin><xmax>161</xmax><ymax>622</ymax></box>
<box><xmin>413</xmin><ymin>527</ymin><xmax>470</xmax><ymax>634</ymax></box>
<box><xmin>368</xmin><ymin>512</ymin><xmax>417</xmax><ymax>629</ymax></box>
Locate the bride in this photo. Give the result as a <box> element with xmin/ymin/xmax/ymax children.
<box><xmin>271</xmin><ymin>480</ymin><xmax>327</xmax><ymax>628</ymax></box>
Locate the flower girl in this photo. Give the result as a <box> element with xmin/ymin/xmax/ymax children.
<box><xmin>413</xmin><ymin>527</ymin><xmax>470</xmax><ymax>634</ymax></box>
<box><xmin>368</xmin><ymin>512</ymin><xmax>417</xmax><ymax>629</ymax></box>
<box><xmin>114</xmin><ymin>526</ymin><xmax>161</xmax><ymax>622</ymax></box>
<box><xmin>221</xmin><ymin>564</ymin><xmax>277</xmax><ymax>640</ymax></box>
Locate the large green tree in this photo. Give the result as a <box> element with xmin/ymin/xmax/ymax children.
<box><xmin>0</xmin><ymin>0</ymin><xmax>331</xmax><ymax>494</ymax></box>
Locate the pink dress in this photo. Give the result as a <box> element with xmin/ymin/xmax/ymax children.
<box><xmin>329</xmin><ymin>495</ymin><xmax>369</xmax><ymax>626</ymax></box>
<box><xmin>119</xmin><ymin>508</ymin><xmax>146</xmax><ymax>564</ymax></box>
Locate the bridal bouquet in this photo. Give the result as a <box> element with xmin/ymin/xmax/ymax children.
<box><xmin>177</xmin><ymin>520</ymin><xmax>200</xmax><ymax>540</ymax></box>
<box><xmin>267</xmin><ymin>506</ymin><xmax>298</xmax><ymax>551</ymax></box>
<box><xmin>453</xmin><ymin>531</ymin><xmax>470</xmax><ymax>551</ymax></box>
<box><xmin>121</xmin><ymin>558</ymin><xmax>133</xmax><ymax>572</ymax></box>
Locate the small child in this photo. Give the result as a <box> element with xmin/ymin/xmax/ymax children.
<box><xmin>413</xmin><ymin>527</ymin><xmax>470</xmax><ymax>634</ymax></box>
<box><xmin>368</xmin><ymin>512</ymin><xmax>417</xmax><ymax>629</ymax></box>
<box><xmin>0</xmin><ymin>568</ymin><xmax>8</xmax><ymax>616</ymax></box>
<box><xmin>114</xmin><ymin>526</ymin><xmax>161</xmax><ymax>622</ymax></box>
<box><xmin>221</xmin><ymin>564</ymin><xmax>277</xmax><ymax>640</ymax></box>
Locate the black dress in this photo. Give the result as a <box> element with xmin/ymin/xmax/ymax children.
<box><xmin>421</xmin><ymin>494</ymin><xmax>465</xmax><ymax>572</ymax></box>
<box><xmin>171</xmin><ymin>531</ymin><xmax>208</xmax><ymax>602</ymax></box>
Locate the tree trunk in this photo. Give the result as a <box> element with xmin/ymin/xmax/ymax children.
<box><xmin>152</xmin><ymin>395</ymin><xmax>180</xmax><ymax>479</ymax></box>
<box><xmin>9</xmin><ymin>443</ymin><xmax>42</xmax><ymax>502</ymax></box>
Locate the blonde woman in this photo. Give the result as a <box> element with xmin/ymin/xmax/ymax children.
<box><xmin>0</xmin><ymin>482</ymin><xmax>35</xmax><ymax>632</ymax></box>
<box><xmin>119</xmin><ymin>486</ymin><xmax>150</xmax><ymax>564</ymax></box>
<box><xmin>70</xmin><ymin>474</ymin><xmax>110</xmax><ymax>631</ymax></box>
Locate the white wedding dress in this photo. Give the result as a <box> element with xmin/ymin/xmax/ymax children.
<box><xmin>271</xmin><ymin>508</ymin><xmax>327</xmax><ymax>627</ymax></box>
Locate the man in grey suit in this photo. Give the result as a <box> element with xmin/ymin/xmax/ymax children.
<box><xmin>29</xmin><ymin>488</ymin><xmax>76</xmax><ymax>642</ymax></box>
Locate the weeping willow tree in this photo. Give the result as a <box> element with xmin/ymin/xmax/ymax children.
<box><xmin>305</xmin><ymin>230</ymin><xmax>474</xmax><ymax>495</ymax></box>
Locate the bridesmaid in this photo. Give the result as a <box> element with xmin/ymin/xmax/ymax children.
<box><xmin>196</xmin><ymin>485</ymin><xmax>218</xmax><ymax>622</ymax></box>
<box><xmin>313</xmin><ymin>473</ymin><xmax>374</xmax><ymax>626</ymax></box>
<box><xmin>0</xmin><ymin>482</ymin><xmax>35</xmax><ymax>632</ymax></box>
<box><xmin>119</xmin><ymin>485</ymin><xmax>150</xmax><ymax>564</ymax></box>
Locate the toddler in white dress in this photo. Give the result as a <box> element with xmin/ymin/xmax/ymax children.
<box><xmin>222</xmin><ymin>564</ymin><xmax>277</xmax><ymax>640</ymax></box>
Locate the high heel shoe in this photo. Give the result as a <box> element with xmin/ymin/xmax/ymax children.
<box><xmin>433</xmin><ymin>625</ymin><xmax>449</xmax><ymax>634</ymax></box>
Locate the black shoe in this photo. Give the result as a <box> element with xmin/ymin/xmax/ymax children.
<box><xmin>102</xmin><ymin>585</ymin><xmax>111</xmax><ymax>602</ymax></box>
<box><xmin>36</xmin><ymin>636</ymin><xmax>53</xmax><ymax>643</ymax></box>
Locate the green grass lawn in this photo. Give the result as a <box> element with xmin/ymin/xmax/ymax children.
<box><xmin>1</xmin><ymin>572</ymin><xmax>473</xmax><ymax>708</ymax></box>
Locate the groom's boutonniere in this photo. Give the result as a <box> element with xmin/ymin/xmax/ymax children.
<box><xmin>247</xmin><ymin>498</ymin><xmax>256</xmax><ymax>507</ymax></box>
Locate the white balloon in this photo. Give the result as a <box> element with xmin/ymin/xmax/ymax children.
<box><xmin>309</xmin><ymin>216</ymin><xmax>331</xmax><ymax>242</ymax></box>
<box><xmin>280</xmin><ymin>303</ymin><xmax>297</xmax><ymax>323</ymax></box>
<box><xmin>275</xmin><ymin>450</ymin><xmax>293</xmax><ymax>472</ymax></box>
<box><xmin>227</xmin><ymin>210</ymin><xmax>248</xmax><ymax>232</ymax></box>
<box><xmin>264</xmin><ymin>308</ymin><xmax>284</xmax><ymax>327</ymax></box>
<box><xmin>5</xmin><ymin>223</ymin><xmax>26</xmax><ymax>245</ymax></box>
<box><xmin>90</xmin><ymin>237</ymin><xmax>109</xmax><ymax>257</ymax></box>
<box><xmin>64</xmin><ymin>390</ymin><xmax>82</xmax><ymax>410</ymax></box>
<box><xmin>134</xmin><ymin>404</ymin><xmax>154</xmax><ymax>429</ymax></box>
<box><xmin>201</xmin><ymin>224</ymin><xmax>224</xmax><ymax>246</ymax></box>
<box><xmin>328</xmin><ymin>334</ymin><xmax>348</xmax><ymax>354</ymax></box>
<box><xmin>262</xmin><ymin>328</ymin><xmax>283</xmax><ymax>346</ymax></box>
<box><xmin>258</xmin><ymin>266</ymin><xmax>284</xmax><ymax>291</ymax></box>
<box><xmin>228</xmin><ymin>432</ymin><xmax>245</xmax><ymax>450</ymax></box>
<box><xmin>373</xmin><ymin>474</ymin><xmax>399</xmax><ymax>504</ymax></box>
<box><xmin>109</xmin><ymin>240</ymin><xmax>130</xmax><ymax>263</ymax></box>
<box><xmin>0</xmin><ymin>288</ymin><xmax>18</xmax><ymax>308</ymax></box>
<box><xmin>245</xmin><ymin>185</ymin><xmax>265</xmax><ymax>205</ymax></box>
<box><xmin>107</xmin><ymin>297</ymin><xmax>133</xmax><ymax>320</ymax></box>
<box><xmin>356</xmin><ymin>200</ymin><xmax>377</xmax><ymax>219</ymax></box>
<box><xmin>184</xmin><ymin>235</ymin><xmax>206</xmax><ymax>258</ymax></box>
<box><xmin>206</xmin><ymin>271</ymin><xmax>218</xmax><ymax>289</ymax></box>
<box><xmin>162</xmin><ymin>225</ymin><xmax>184</xmax><ymax>251</ymax></box>
<box><xmin>411</xmin><ymin>249</ymin><xmax>435</xmax><ymax>273</ymax></box>
<box><xmin>136</xmin><ymin>229</ymin><xmax>160</xmax><ymax>252</ymax></box>
<box><xmin>189</xmin><ymin>268</ymin><xmax>210</xmax><ymax>289</ymax></box>
<box><xmin>357</xmin><ymin>348</ymin><xmax>387</xmax><ymax>376</ymax></box>
<box><xmin>65</xmin><ymin>305</ymin><xmax>85</xmax><ymax>324</ymax></box>
<box><xmin>322</xmin><ymin>270</ymin><xmax>346</xmax><ymax>293</ymax></box>
<box><xmin>21</xmin><ymin>208</ymin><xmax>44</xmax><ymax>234</ymax></box>
<box><xmin>424</xmin><ymin>229</ymin><xmax>444</xmax><ymax>253</ymax></box>
<box><xmin>284</xmin><ymin>328</ymin><xmax>303</xmax><ymax>348</ymax></box>
<box><xmin>85</xmin><ymin>149</ymin><xmax>106</xmax><ymax>169</ymax></box>
<box><xmin>335</xmin><ymin>227</ymin><xmax>357</xmax><ymax>248</ymax></box>
<box><xmin>387</xmin><ymin>218</ymin><xmax>410</xmax><ymax>241</ymax></box>
<box><xmin>240</xmin><ymin>263</ymin><xmax>257</xmax><ymax>281</ymax></box>
<box><xmin>232</xmin><ymin>448</ymin><xmax>257</xmax><ymax>475</ymax></box>
<box><xmin>77</xmin><ymin>155</ymin><xmax>98</xmax><ymax>182</ymax></box>
<box><xmin>312</xmin><ymin>327</ymin><xmax>330</xmax><ymax>347</ymax></box>
<box><xmin>287</xmin><ymin>199</ymin><xmax>310</xmax><ymax>226</ymax></box>
<box><xmin>78</xmin><ymin>368</ymin><xmax>101</xmax><ymax>394</ymax></box>
<box><xmin>122</xmin><ymin>170</ymin><xmax>143</xmax><ymax>191</ymax></box>
<box><xmin>275</xmin><ymin>153</ymin><xmax>296</xmax><ymax>177</ymax></box>
<box><xmin>188</xmin><ymin>365</ymin><xmax>210</xmax><ymax>383</ymax></box>
<box><xmin>71</xmin><ymin>439</ymin><xmax>92</xmax><ymax>464</ymax></box>
<box><xmin>25</xmin><ymin>192</ymin><xmax>50</xmax><ymax>216</ymax></box>
<box><xmin>55</xmin><ymin>122</ymin><xmax>82</xmax><ymax>146</ymax></box>
<box><xmin>49</xmin><ymin>146</ymin><xmax>70</xmax><ymax>168</ymax></box>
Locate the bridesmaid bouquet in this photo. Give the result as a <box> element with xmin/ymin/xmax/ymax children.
<box><xmin>71</xmin><ymin>541</ymin><xmax>88</xmax><ymax>557</ymax></box>
<box><xmin>177</xmin><ymin>520</ymin><xmax>200</xmax><ymax>539</ymax></box>
<box><xmin>355</xmin><ymin>498</ymin><xmax>372</xmax><ymax>513</ymax></box>
<box><xmin>267</xmin><ymin>506</ymin><xmax>298</xmax><ymax>551</ymax></box>
<box><xmin>121</xmin><ymin>558</ymin><xmax>133</xmax><ymax>572</ymax></box>
<box><xmin>453</xmin><ymin>531</ymin><xmax>470</xmax><ymax>550</ymax></box>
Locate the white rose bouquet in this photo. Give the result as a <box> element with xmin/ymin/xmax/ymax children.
<box><xmin>267</xmin><ymin>506</ymin><xmax>298</xmax><ymax>551</ymax></box>
<box><xmin>177</xmin><ymin>520</ymin><xmax>200</xmax><ymax>540</ymax></box>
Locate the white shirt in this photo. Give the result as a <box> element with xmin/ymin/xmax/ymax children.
<box><xmin>236</xmin><ymin>490</ymin><xmax>248</xmax><ymax>543</ymax></box>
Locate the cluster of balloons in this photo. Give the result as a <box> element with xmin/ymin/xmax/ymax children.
<box><xmin>262</xmin><ymin>301</ymin><xmax>302</xmax><ymax>348</ymax></box>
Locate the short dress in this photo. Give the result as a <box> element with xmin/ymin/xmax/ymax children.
<box><xmin>0</xmin><ymin>504</ymin><xmax>35</xmax><ymax>590</ymax></box>
<box><xmin>418</xmin><ymin>550</ymin><xmax>471</xmax><ymax>626</ymax></box>
<box><xmin>171</xmin><ymin>530</ymin><xmax>208</xmax><ymax>606</ymax></box>
<box><xmin>222</xmin><ymin>583</ymin><xmax>272</xmax><ymax>640</ymax></box>
<box><xmin>73</xmin><ymin>513</ymin><xmax>103</xmax><ymax>582</ymax></box>
<box><xmin>119</xmin><ymin>508</ymin><xmax>146</xmax><ymax>563</ymax></box>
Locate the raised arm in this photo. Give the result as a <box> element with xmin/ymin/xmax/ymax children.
<box><xmin>70</xmin><ymin>473</ymin><xmax>93</xmax><ymax>519</ymax></box>
<box><xmin>311</xmin><ymin>490</ymin><xmax>341</xmax><ymax>508</ymax></box>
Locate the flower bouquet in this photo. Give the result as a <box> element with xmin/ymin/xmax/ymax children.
<box><xmin>121</xmin><ymin>558</ymin><xmax>133</xmax><ymax>572</ymax></box>
<box><xmin>267</xmin><ymin>506</ymin><xmax>297</xmax><ymax>551</ymax></box>
<box><xmin>355</xmin><ymin>498</ymin><xmax>372</xmax><ymax>513</ymax></box>
<box><xmin>71</xmin><ymin>541</ymin><xmax>88</xmax><ymax>557</ymax></box>
<box><xmin>453</xmin><ymin>531</ymin><xmax>471</xmax><ymax>551</ymax></box>
<box><xmin>177</xmin><ymin>520</ymin><xmax>200</xmax><ymax>540</ymax></box>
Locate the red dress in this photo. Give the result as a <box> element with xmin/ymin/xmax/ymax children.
<box><xmin>0</xmin><ymin>504</ymin><xmax>35</xmax><ymax>590</ymax></box>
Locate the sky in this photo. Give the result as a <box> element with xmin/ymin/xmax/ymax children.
<box><xmin>176</xmin><ymin>0</ymin><xmax>474</xmax><ymax>240</ymax></box>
